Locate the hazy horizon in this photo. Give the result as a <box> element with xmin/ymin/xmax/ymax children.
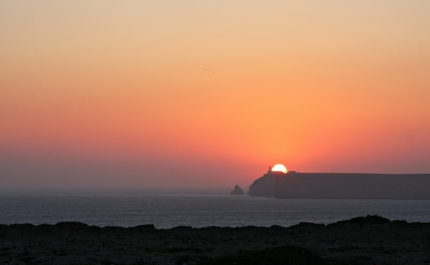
<box><xmin>0</xmin><ymin>187</ymin><xmax>234</xmax><ymax>196</ymax></box>
<box><xmin>1</xmin><ymin>1</ymin><xmax>430</xmax><ymax>192</ymax></box>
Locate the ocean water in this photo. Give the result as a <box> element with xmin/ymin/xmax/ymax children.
<box><xmin>0</xmin><ymin>195</ymin><xmax>429</xmax><ymax>228</ymax></box>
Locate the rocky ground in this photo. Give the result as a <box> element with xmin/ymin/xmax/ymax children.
<box><xmin>0</xmin><ymin>215</ymin><xmax>429</xmax><ymax>265</ymax></box>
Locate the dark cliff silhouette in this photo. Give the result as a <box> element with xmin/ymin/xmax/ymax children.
<box><xmin>248</xmin><ymin>168</ymin><xmax>281</xmax><ymax>196</ymax></box>
<box><xmin>230</xmin><ymin>185</ymin><xmax>244</xmax><ymax>195</ymax></box>
<box><xmin>249</xmin><ymin>171</ymin><xmax>430</xmax><ymax>199</ymax></box>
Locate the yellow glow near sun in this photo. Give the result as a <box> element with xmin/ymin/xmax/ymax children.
<box><xmin>272</xmin><ymin>164</ymin><xmax>287</xmax><ymax>173</ymax></box>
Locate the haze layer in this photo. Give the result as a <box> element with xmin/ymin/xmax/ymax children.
<box><xmin>1</xmin><ymin>1</ymin><xmax>430</xmax><ymax>191</ymax></box>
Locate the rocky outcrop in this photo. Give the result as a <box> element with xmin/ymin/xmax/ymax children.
<box><xmin>248</xmin><ymin>172</ymin><xmax>282</xmax><ymax>196</ymax></box>
<box><xmin>249</xmin><ymin>171</ymin><xmax>430</xmax><ymax>199</ymax></box>
<box><xmin>230</xmin><ymin>185</ymin><xmax>244</xmax><ymax>195</ymax></box>
<box><xmin>275</xmin><ymin>172</ymin><xmax>430</xmax><ymax>199</ymax></box>
<box><xmin>0</xmin><ymin>216</ymin><xmax>429</xmax><ymax>264</ymax></box>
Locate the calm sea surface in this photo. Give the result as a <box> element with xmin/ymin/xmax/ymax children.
<box><xmin>1</xmin><ymin>195</ymin><xmax>429</xmax><ymax>228</ymax></box>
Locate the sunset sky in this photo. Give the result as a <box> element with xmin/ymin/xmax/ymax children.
<box><xmin>1</xmin><ymin>1</ymin><xmax>430</xmax><ymax>192</ymax></box>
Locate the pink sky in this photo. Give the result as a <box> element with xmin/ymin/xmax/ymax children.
<box><xmin>1</xmin><ymin>1</ymin><xmax>430</xmax><ymax>192</ymax></box>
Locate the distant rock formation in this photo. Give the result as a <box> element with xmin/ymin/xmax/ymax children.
<box><xmin>249</xmin><ymin>171</ymin><xmax>430</xmax><ymax>199</ymax></box>
<box><xmin>230</xmin><ymin>185</ymin><xmax>244</xmax><ymax>195</ymax></box>
<box><xmin>248</xmin><ymin>168</ymin><xmax>285</xmax><ymax>196</ymax></box>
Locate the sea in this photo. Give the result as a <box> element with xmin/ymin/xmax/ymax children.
<box><xmin>1</xmin><ymin>194</ymin><xmax>429</xmax><ymax>228</ymax></box>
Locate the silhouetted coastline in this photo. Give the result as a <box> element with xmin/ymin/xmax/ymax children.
<box><xmin>249</xmin><ymin>171</ymin><xmax>430</xmax><ymax>199</ymax></box>
<box><xmin>1</xmin><ymin>215</ymin><xmax>429</xmax><ymax>264</ymax></box>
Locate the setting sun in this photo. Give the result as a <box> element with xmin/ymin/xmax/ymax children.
<box><xmin>1</xmin><ymin>1</ymin><xmax>430</xmax><ymax>192</ymax></box>
<box><xmin>272</xmin><ymin>164</ymin><xmax>287</xmax><ymax>173</ymax></box>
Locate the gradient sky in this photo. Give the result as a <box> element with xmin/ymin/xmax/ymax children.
<box><xmin>1</xmin><ymin>1</ymin><xmax>430</xmax><ymax>192</ymax></box>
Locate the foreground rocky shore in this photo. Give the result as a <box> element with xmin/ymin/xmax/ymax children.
<box><xmin>1</xmin><ymin>215</ymin><xmax>429</xmax><ymax>265</ymax></box>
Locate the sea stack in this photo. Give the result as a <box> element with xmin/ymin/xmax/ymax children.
<box><xmin>230</xmin><ymin>185</ymin><xmax>244</xmax><ymax>195</ymax></box>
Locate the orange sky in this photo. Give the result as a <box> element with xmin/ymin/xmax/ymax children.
<box><xmin>1</xmin><ymin>1</ymin><xmax>430</xmax><ymax>192</ymax></box>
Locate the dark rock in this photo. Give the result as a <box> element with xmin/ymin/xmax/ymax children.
<box><xmin>330</xmin><ymin>215</ymin><xmax>390</xmax><ymax>226</ymax></box>
<box><xmin>274</xmin><ymin>172</ymin><xmax>430</xmax><ymax>199</ymax></box>
<box><xmin>248</xmin><ymin>173</ymin><xmax>277</xmax><ymax>196</ymax></box>
<box><xmin>55</xmin><ymin>222</ymin><xmax>89</xmax><ymax>231</ymax></box>
<box><xmin>198</xmin><ymin>244</ymin><xmax>327</xmax><ymax>265</ymax></box>
<box><xmin>1</xmin><ymin>216</ymin><xmax>429</xmax><ymax>265</ymax></box>
<box><xmin>290</xmin><ymin>222</ymin><xmax>326</xmax><ymax>229</ymax></box>
<box><xmin>248</xmin><ymin>166</ymin><xmax>291</xmax><ymax>196</ymax></box>
<box><xmin>230</xmin><ymin>185</ymin><xmax>244</xmax><ymax>195</ymax></box>
<box><xmin>249</xmin><ymin>168</ymin><xmax>430</xmax><ymax>199</ymax></box>
<box><xmin>9</xmin><ymin>260</ymin><xmax>26</xmax><ymax>265</ymax></box>
<box><xmin>172</xmin><ymin>226</ymin><xmax>193</xmax><ymax>230</ymax></box>
<box><xmin>132</xmin><ymin>224</ymin><xmax>157</xmax><ymax>232</ymax></box>
<box><xmin>390</xmin><ymin>220</ymin><xmax>408</xmax><ymax>226</ymax></box>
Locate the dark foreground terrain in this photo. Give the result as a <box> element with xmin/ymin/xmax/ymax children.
<box><xmin>1</xmin><ymin>216</ymin><xmax>429</xmax><ymax>265</ymax></box>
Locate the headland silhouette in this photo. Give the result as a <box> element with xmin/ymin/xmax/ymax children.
<box><xmin>249</xmin><ymin>167</ymin><xmax>430</xmax><ymax>199</ymax></box>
